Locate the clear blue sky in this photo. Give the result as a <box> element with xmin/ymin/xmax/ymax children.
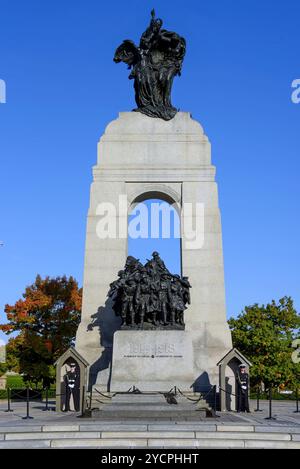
<box><xmin>0</xmin><ymin>0</ymin><xmax>299</xmax><ymax>343</ymax></box>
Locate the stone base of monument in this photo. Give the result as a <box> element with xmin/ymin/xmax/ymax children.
<box><xmin>108</xmin><ymin>331</ymin><xmax>194</xmax><ymax>392</ymax></box>
<box><xmin>91</xmin><ymin>393</ymin><xmax>215</xmax><ymax>420</ymax></box>
<box><xmin>91</xmin><ymin>330</ymin><xmax>215</xmax><ymax>420</ymax></box>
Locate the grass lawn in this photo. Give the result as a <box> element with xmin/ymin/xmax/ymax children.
<box><xmin>0</xmin><ymin>375</ymin><xmax>56</xmax><ymax>399</ymax></box>
<box><xmin>6</xmin><ymin>374</ymin><xmax>25</xmax><ymax>388</ymax></box>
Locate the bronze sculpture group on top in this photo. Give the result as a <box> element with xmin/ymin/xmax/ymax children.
<box><xmin>114</xmin><ymin>9</ymin><xmax>186</xmax><ymax>121</ymax></box>
<box><xmin>108</xmin><ymin>252</ymin><xmax>191</xmax><ymax>330</ymax></box>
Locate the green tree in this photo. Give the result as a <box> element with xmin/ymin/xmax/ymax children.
<box><xmin>0</xmin><ymin>275</ymin><xmax>82</xmax><ymax>387</ymax></box>
<box><xmin>0</xmin><ymin>362</ymin><xmax>7</xmax><ymax>376</ymax></box>
<box><xmin>4</xmin><ymin>336</ymin><xmax>23</xmax><ymax>373</ymax></box>
<box><xmin>228</xmin><ymin>297</ymin><xmax>300</xmax><ymax>390</ymax></box>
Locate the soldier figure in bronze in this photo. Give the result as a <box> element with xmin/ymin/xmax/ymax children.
<box><xmin>136</xmin><ymin>269</ymin><xmax>151</xmax><ymax>328</ymax></box>
<box><xmin>159</xmin><ymin>273</ymin><xmax>172</xmax><ymax>325</ymax></box>
<box><xmin>120</xmin><ymin>279</ymin><xmax>137</xmax><ymax>327</ymax></box>
<box><xmin>170</xmin><ymin>277</ymin><xmax>186</xmax><ymax>326</ymax></box>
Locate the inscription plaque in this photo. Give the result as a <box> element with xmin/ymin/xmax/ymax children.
<box><xmin>110</xmin><ymin>330</ymin><xmax>194</xmax><ymax>391</ymax></box>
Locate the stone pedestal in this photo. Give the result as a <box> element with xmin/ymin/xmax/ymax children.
<box><xmin>0</xmin><ymin>375</ymin><xmax>6</xmax><ymax>390</ymax></box>
<box><xmin>110</xmin><ymin>331</ymin><xmax>194</xmax><ymax>392</ymax></box>
<box><xmin>75</xmin><ymin>112</ymin><xmax>232</xmax><ymax>391</ymax></box>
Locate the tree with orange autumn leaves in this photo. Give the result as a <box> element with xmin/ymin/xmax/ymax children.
<box><xmin>0</xmin><ymin>275</ymin><xmax>82</xmax><ymax>386</ymax></box>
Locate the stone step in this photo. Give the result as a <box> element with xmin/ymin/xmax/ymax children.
<box><xmin>91</xmin><ymin>409</ymin><xmax>208</xmax><ymax>419</ymax></box>
<box><xmin>0</xmin><ymin>436</ymin><xmax>299</xmax><ymax>449</ymax></box>
<box><xmin>0</xmin><ymin>440</ymin><xmax>296</xmax><ymax>449</ymax></box>
<box><xmin>0</xmin><ymin>430</ymin><xmax>294</xmax><ymax>441</ymax></box>
<box><xmin>103</xmin><ymin>402</ymin><xmax>201</xmax><ymax>409</ymax></box>
<box><xmin>90</xmin><ymin>392</ymin><xmax>213</xmax><ymax>419</ymax></box>
<box><xmin>109</xmin><ymin>394</ymin><xmax>170</xmax><ymax>403</ymax></box>
<box><xmin>0</xmin><ymin>425</ymin><xmax>299</xmax><ymax>448</ymax></box>
<box><xmin>1</xmin><ymin>422</ymin><xmax>299</xmax><ymax>433</ymax></box>
<box><xmin>91</xmin><ymin>393</ymin><xmax>198</xmax><ymax>406</ymax></box>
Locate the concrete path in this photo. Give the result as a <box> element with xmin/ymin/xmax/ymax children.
<box><xmin>0</xmin><ymin>399</ymin><xmax>299</xmax><ymax>448</ymax></box>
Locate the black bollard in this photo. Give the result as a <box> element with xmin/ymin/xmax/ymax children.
<box><xmin>22</xmin><ymin>387</ymin><xmax>33</xmax><ymax>420</ymax></box>
<box><xmin>265</xmin><ymin>387</ymin><xmax>276</xmax><ymax>420</ymax></box>
<box><xmin>80</xmin><ymin>385</ymin><xmax>86</xmax><ymax>417</ymax></box>
<box><xmin>295</xmin><ymin>388</ymin><xmax>299</xmax><ymax>413</ymax></box>
<box><xmin>43</xmin><ymin>387</ymin><xmax>50</xmax><ymax>411</ymax></box>
<box><xmin>5</xmin><ymin>387</ymin><xmax>13</xmax><ymax>412</ymax></box>
<box><xmin>254</xmin><ymin>386</ymin><xmax>262</xmax><ymax>412</ymax></box>
<box><xmin>89</xmin><ymin>390</ymin><xmax>92</xmax><ymax>410</ymax></box>
<box><xmin>213</xmin><ymin>385</ymin><xmax>217</xmax><ymax>412</ymax></box>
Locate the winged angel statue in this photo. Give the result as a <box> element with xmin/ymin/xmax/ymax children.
<box><xmin>114</xmin><ymin>10</ymin><xmax>186</xmax><ymax>121</ymax></box>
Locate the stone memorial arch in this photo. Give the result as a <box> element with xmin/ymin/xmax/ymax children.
<box><xmin>75</xmin><ymin>111</ymin><xmax>233</xmax><ymax>391</ymax></box>
<box><xmin>75</xmin><ymin>10</ymin><xmax>235</xmax><ymax>394</ymax></box>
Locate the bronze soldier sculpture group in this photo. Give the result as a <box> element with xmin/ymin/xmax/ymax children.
<box><xmin>108</xmin><ymin>252</ymin><xmax>191</xmax><ymax>329</ymax></box>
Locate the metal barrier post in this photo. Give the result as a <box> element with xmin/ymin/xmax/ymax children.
<box><xmin>214</xmin><ymin>385</ymin><xmax>217</xmax><ymax>412</ymax></box>
<box><xmin>265</xmin><ymin>387</ymin><xmax>276</xmax><ymax>420</ymax></box>
<box><xmin>254</xmin><ymin>386</ymin><xmax>262</xmax><ymax>412</ymax></box>
<box><xmin>22</xmin><ymin>387</ymin><xmax>33</xmax><ymax>420</ymax></box>
<box><xmin>5</xmin><ymin>387</ymin><xmax>13</xmax><ymax>412</ymax></box>
<box><xmin>43</xmin><ymin>387</ymin><xmax>50</xmax><ymax>411</ymax></box>
<box><xmin>89</xmin><ymin>390</ymin><xmax>92</xmax><ymax>410</ymax></box>
<box><xmin>295</xmin><ymin>388</ymin><xmax>299</xmax><ymax>413</ymax></box>
<box><xmin>80</xmin><ymin>385</ymin><xmax>86</xmax><ymax>416</ymax></box>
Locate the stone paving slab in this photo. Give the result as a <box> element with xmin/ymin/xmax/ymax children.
<box><xmin>51</xmin><ymin>439</ymin><xmax>148</xmax><ymax>448</ymax></box>
<box><xmin>101</xmin><ymin>431</ymin><xmax>195</xmax><ymax>439</ymax></box>
<box><xmin>5</xmin><ymin>431</ymin><xmax>101</xmax><ymax>440</ymax></box>
<box><xmin>147</xmin><ymin>439</ymin><xmax>245</xmax><ymax>448</ymax></box>
<box><xmin>255</xmin><ymin>425</ymin><xmax>300</xmax><ymax>434</ymax></box>
<box><xmin>0</xmin><ymin>440</ymin><xmax>51</xmax><ymax>448</ymax></box>
<box><xmin>216</xmin><ymin>425</ymin><xmax>254</xmax><ymax>432</ymax></box>
<box><xmin>42</xmin><ymin>425</ymin><xmax>80</xmax><ymax>432</ymax></box>
<box><xmin>79</xmin><ymin>424</ymin><xmax>148</xmax><ymax>432</ymax></box>
<box><xmin>0</xmin><ymin>426</ymin><xmax>43</xmax><ymax>433</ymax></box>
<box><xmin>196</xmin><ymin>432</ymin><xmax>291</xmax><ymax>441</ymax></box>
<box><xmin>148</xmin><ymin>424</ymin><xmax>217</xmax><ymax>431</ymax></box>
<box><xmin>244</xmin><ymin>440</ymin><xmax>300</xmax><ymax>449</ymax></box>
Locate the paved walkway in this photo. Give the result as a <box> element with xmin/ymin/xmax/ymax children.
<box><xmin>0</xmin><ymin>399</ymin><xmax>299</xmax><ymax>448</ymax></box>
<box><xmin>1</xmin><ymin>399</ymin><xmax>299</xmax><ymax>426</ymax></box>
<box><xmin>0</xmin><ymin>400</ymin><xmax>300</xmax><ymax>426</ymax></box>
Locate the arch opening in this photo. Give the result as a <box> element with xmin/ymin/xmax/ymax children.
<box><xmin>127</xmin><ymin>195</ymin><xmax>181</xmax><ymax>275</ymax></box>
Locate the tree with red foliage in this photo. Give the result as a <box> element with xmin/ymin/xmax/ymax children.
<box><xmin>0</xmin><ymin>275</ymin><xmax>82</xmax><ymax>386</ymax></box>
